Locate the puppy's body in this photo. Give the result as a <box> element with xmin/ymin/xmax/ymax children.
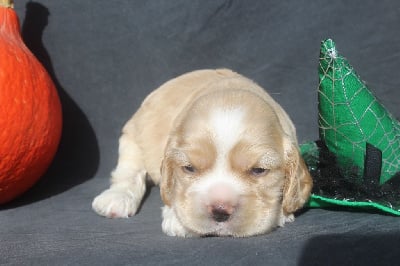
<box><xmin>93</xmin><ymin>69</ymin><xmax>312</xmax><ymax>237</ymax></box>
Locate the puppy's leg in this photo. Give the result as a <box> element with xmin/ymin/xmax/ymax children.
<box><xmin>92</xmin><ymin>133</ymin><xmax>146</xmax><ymax>218</ymax></box>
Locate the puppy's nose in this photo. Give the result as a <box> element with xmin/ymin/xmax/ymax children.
<box><xmin>210</xmin><ymin>203</ymin><xmax>233</xmax><ymax>222</ymax></box>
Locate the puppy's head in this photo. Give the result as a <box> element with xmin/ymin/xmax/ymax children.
<box><xmin>161</xmin><ymin>90</ymin><xmax>312</xmax><ymax>237</ymax></box>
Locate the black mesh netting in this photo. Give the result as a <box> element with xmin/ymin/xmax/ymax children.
<box><xmin>302</xmin><ymin>141</ymin><xmax>400</xmax><ymax>211</ymax></box>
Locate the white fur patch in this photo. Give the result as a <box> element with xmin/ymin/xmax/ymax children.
<box><xmin>188</xmin><ymin>107</ymin><xmax>246</xmax><ymax>203</ymax></box>
<box><xmin>209</xmin><ymin>107</ymin><xmax>245</xmax><ymax>156</ymax></box>
<box><xmin>162</xmin><ymin>206</ymin><xmax>197</xmax><ymax>237</ymax></box>
<box><xmin>92</xmin><ymin>187</ymin><xmax>138</xmax><ymax>218</ymax></box>
<box><xmin>188</xmin><ymin>168</ymin><xmax>243</xmax><ymax>204</ymax></box>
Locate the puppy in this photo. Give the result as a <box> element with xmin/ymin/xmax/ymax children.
<box><xmin>92</xmin><ymin>69</ymin><xmax>312</xmax><ymax>237</ymax></box>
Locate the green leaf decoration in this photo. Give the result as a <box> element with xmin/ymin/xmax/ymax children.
<box><xmin>318</xmin><ymin>39</ymin><xmax>400</xmax><ymax>184</ymax></box>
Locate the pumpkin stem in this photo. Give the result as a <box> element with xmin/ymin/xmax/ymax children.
<box><xmin>0</xmin><ymin>0</ymin><xmax>13</xmax><ymax>8</ymax></box>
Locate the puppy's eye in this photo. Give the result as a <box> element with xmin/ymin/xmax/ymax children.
<box><xmin>182</xmin><ymin>165</ymin><xmax>196</xmax><ymax>174</ymax></box>
<box><xmin>249</xmin><ymin>167</ymin><xmax>269</xmax><ymax>177</ymax></box>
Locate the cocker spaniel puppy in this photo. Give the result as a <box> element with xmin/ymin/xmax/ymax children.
<box><xmin>92</xmin><ymin>69</ymin><xmax>312</xmax><ymax>237</ymax></box>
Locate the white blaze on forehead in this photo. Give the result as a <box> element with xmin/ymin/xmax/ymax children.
<box><xmin>209</xmin><ymin>107</ymin><xmax>245</xmax><ymax>155</ymax></box>
<box><xmin>187</xmin><ymin>107</ymin><xmax>247</xmax><ymax>200</ymax></box>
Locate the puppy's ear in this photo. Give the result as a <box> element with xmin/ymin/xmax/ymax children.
<box><xmin>160</xmin><ymin>154</ymin><xmax>174</xmax><ymax>207</ymax></box>
<box><xmin>282</xmin><ymin>138</ymin><xmax>313</xmax><ymax>215</ymax></box>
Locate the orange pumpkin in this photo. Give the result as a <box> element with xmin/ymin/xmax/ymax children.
<box><xmin>0</xmin><ymin>0</ymin><xmax>62</xmax><ymax>204</ymax></box>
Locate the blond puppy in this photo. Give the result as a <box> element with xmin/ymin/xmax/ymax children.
<box><xmin>92</xmin><ymin>69</ymin><xmax>312</xmax><ymax>237</ymax></box>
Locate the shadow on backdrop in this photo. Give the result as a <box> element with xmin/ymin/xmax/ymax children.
<box><xmin>1</xmin><ymin>2</ymin><xmax>99</xmax><ymax>208</ymax></box>
<box><xmin>298</xmin><ymin>233</ymin><xmax>400</xmax><ymax>266</ymax></box>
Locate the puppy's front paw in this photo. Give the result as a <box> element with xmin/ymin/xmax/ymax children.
<box><xmin>278</xmin><ymin>212</ymin><xmax>295</xmax><ymax>227</ymax></box>
<box><xmin>92</xmin><ymin>188</ymin><xmax>138</xmax><ymax>218</ymax></box>
<box><xmin>161</xmin><ymin>206</ymin><xmax>197</xmax><ymax>237</ymax></box>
